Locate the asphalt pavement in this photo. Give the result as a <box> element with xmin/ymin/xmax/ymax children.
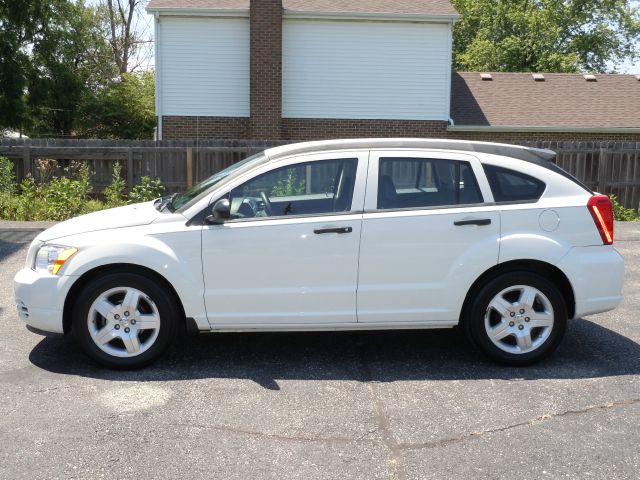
<box><xmin>0</xmin><ymin>221</ymin><xmax>638</xmax><ymax>479</ymax></box>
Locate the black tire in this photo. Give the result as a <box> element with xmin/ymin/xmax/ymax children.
<box><xmin>72</xmin><ymin>272</ymin><xmax>179</xmax><ymax>369</ymax></box>
<box><xmin>465</xmin><ymin>271</ymin><xmax>567</xmax><ymax>366</ymax></box>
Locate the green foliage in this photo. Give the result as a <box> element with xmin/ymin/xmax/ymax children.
<box><xmin>271</xmin><ymin>170</ymin><xmax>306</xmax><ymax>197</ymax></box>
<box><xmin>451</xmin><ymin>0</ymin><xmax>640</xmax><ymax>72</ymax></box>
<box><xmin>610</xmin><ymin>194</ymin><xmax>640</xmax><ymax>221</ymax></box>
<box><xmin>78</xmin><ymin>71</ymin><xmax>156</xmax><ymax>139</ymax></box>
<box><xmin>0</xmin><ymin>1</ymin><xmax>66</xmax><ymax>130</ymax></box>
<box><xmin>0</xmin><ymin>159</ymin><xmax>171</xmax><ymax>220</ymax></box>
<box><xmin>0</xmin><ymin>156</ymin><xmax>16</xmax><ymax>194</ymax></box>
<box><xmin>1</xmin><ymin>0</ymin><xmax>152</xmax><ymax>138</ymax></box>
<box><xmin>104</xmin><ymin>162</ymin><xmax>126</xmax><ymax>207</ymax></box>
<box><xmin>40</xmin><ymin>162</ymin><xmax>92</xmax><ymax>220</ymax></box>
<box><xmin>129</xmin><ymin>176</ymin><xmax>165</xmax><ymax>204</ymax></box>
<box><xmin>0</xmin><ymin>157</ymin><xmax>17</xmax><ymax>218</ymax></box>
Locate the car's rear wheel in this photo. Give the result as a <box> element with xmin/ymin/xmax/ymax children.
<box><xmin>72</xmin><ymin>273</ymin><xmax>178</xmax><ymax>369</ymax></box>
<box><xmin>466</xmin><ymin>271</ymin><xmax>567</xmax><ymax>366</ymax></box>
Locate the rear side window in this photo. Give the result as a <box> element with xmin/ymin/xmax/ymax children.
<box><xmin>483</xmin><ymin>165</ymin><xmax>546</xmax><ymax>203</ymax></box>
<box><xmin>377</xmin><ymin>158</ymin><xmax>483</xmax><ymax>209</ymax></box>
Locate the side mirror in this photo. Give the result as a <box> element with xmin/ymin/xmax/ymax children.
<box><xmin>206</xmin><ymin>198</ymin><xmax>231</xmax><ymax>224</ymax></box>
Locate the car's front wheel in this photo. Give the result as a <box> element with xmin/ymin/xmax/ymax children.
<box><xmin>466</xmin><ymin>271</ymin><xmax>567</xmax><ymax>366</ymax></box>
<box><xmin>72</xmin><ymin>272</ymin><xmax>178</xmax><ymax>369</ymax></box>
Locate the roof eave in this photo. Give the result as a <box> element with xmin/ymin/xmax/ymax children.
<box><xmin>146</xmin><ymin>7</ymin><xmax>249</xmax><ymax>17</ymax></box>
<box><xmin>448</xmin><ymin>125</ymin><xmax>640</xmax><ymax>134</ymax></box>
<box><xmin>284</xmin><ymin>10</ymin><xmax>460</xmax><ymax>22</ymax></box>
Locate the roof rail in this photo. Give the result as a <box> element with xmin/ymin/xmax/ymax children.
<box><xmin>265</xmin><ymin>138</ymin><xmax>557</xmax><ymax>164</ymax></box>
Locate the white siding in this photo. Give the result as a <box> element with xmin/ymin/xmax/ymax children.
<box><xmin>283</xmin><ymin>20</ymin><xmax>452</xmax><ymax>120</ymax></box>
<box><xmin>159</xmin><ymin>17</ymin><xmax>249</xmax><ymax>117</ymax></box>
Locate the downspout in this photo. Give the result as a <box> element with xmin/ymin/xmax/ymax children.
<box><xmin>154</xmin><ymin>12</ymin><xmax>162</xmax><ymax>140</ymax></box>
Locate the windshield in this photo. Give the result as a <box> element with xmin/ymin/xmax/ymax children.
<box><xmin>172</xmin><ymin>152</ymin><xmax>266</xmax><ymax>211</ymax></box>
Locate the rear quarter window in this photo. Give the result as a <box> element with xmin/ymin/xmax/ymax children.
<box><xmin>483</xmin><ymin>164</ymin><xmax>546</xmax><ymax>203</ymax></box>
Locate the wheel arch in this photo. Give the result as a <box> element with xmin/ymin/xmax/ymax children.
<box><xmin>63</xmin><ymin>263</ymin><xmax>187</xmax><ymax>334</ymax></box>
<box><xmin>460</xmin><ymin>259</ymin><xmax>576</xmax><ymax>326</ymax></box>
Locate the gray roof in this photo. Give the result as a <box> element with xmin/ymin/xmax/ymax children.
<box><xmin>146</xmin><ymin>0</ymin><xmax>458</xmax><ymax>15</ymax></box>
<box><xmin>451</xmin><ymin>72</ymin><xmax>640</xmax><ymax>129</ymax></box>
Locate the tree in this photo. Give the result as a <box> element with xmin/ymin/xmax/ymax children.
<box><xmin>451</xmin><ymin>0</ymin><xmax>640</xmax><ymax>73</ymax></box>
<box><xmin>78</xmin><ymin>70</ymin><xmax>156</xmax><ymax>139</ymax></box>
<box><xmin>26</xmin><ymin>1</ymin><xmax>117</xmax><ymax>136</ymax></box>
<box><xmin>99</xmin><ymin>0</ymin><xmax>152</xmax><ymax>75</ymax></box>
<box><xmin>0</xmin><ymin>1</ymin><xmax>65</xmax><ymax>130</ymax></box>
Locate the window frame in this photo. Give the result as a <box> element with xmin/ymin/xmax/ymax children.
<box><xmin>482</xmin><ymin>164</ymin><xmax>547</xmax><ymax>204</ymax></box>
<box><xmin>200</xmin><ymin>150</ymin><xmax>369</xmax><ymax>225</ymax></box>
<box><xmin>365</xmin><ymin>150</ymin><xmax>493</xmax><ymax>213</ymax></box>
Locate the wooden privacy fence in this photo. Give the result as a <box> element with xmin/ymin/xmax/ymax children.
<box><xmin>523</xmin><ymin>141</ymin><xmax>640</xmax><ymax>211</ymax></box>
<box><xmin>1</xmin><ymin>139</ymin><xmax>639</xmax><ymax>209</ymax></box>
<box><xmin>0</xmin><ymin>139</ymin><xmax>282</xmax><ymax>194</ymax></box>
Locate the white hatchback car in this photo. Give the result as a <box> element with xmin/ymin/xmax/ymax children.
<box><xmin>15</xmin><ymin>139</ymin><xmax>624</xmax><ymax>368</ymax></box>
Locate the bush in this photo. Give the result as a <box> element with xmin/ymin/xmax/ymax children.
<box><xmin>610</xmin><ymin>194</ymin><xmax>639</xmax><ymax>221</ymax></box>
<box><xmin>0</xmin><ymin>158</ymin><xmax>170</xmax><ymax>221</ymax></box>
<box><xmin>129</xmin><ymin>176</ymin><xmax>165</xmax><ymax>204</ymax></box>
<box><xmin>104</xmin><ymin>162</ymin><xmax>126</xmax><ymax>207</ymax></box>
<box><xmin>0</xmin><ymin>157</ymin><xmax>17</xmax><ymax>218</ymax></box>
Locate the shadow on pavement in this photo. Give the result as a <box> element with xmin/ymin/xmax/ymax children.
<box><xmin>28</xmin><ymin>318</ymin><xmax>640</xmax><ymax>389</ymax></box>
<box><xmin>0</xmin><ymin>239</ymin><xmax>28</xmax><ymax>260</ymax></box>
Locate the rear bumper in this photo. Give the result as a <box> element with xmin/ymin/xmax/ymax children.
<box><xmin>559</xmin><ymin>245</ymin><xmax>624</xmax><ymax>318</ymax></box>
<box><xmin>14</xmin><ymin>268</ymin><xmax>76</xmax><ymax>334</ymax></box>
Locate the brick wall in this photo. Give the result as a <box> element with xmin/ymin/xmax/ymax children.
<box><xmin>282</xmin><ymin>119</ymin><xmax>449</xmax><ymax>140</ymax></box>
<box><xmin>162</xmin><ymin>116</ymin><xmax>640</xmax><ymax>142</ymax></box>
<box><xmin>447</xmin><ymin>131</ymin><xmax>640</xmax><ymax>142</ymax></box>
<box><xmin>249</xmin><ymin>0</ymin><xmax>282</xmax><ymax>139</ymax></box>
<box><xmin>162</xmin><ymin>116</ymin><xmax>249</xmax><ymax>139</ymax></box>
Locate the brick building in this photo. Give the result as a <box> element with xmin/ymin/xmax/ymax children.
<box><xmin>146</xmin><ymin>0</ymin><xmax>640</xmax><ymax>142</ymax></box>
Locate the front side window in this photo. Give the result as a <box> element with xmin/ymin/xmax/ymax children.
<box><xmin>483</xmin><ymin>165</ymin><xmax>546</xmax><ymax>203</ymax></box>
<box><xmin>173</xmin><ymin>152</ymin><xmax>266</xmax><ymax>211</ymax></box>
<box><xmin>227</xmin><ymin>158</ymin><xmax>358</xmax><ymax>219</ymax></box>
<box><xmin>377</xmin><ymin>157</ymin><xmax>483</xmax><ymax>209</ymax></box>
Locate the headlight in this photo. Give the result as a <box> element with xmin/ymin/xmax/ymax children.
<box><xmin>34</xmin><ymin>245</ymin><xmax>78</xmax><ymax>275</ymax></box>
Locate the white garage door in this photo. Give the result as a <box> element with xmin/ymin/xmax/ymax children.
<box><xmin>282</xmin><ymin>19</ymin><xmax>451</xmax><ymax>120</ymax></box>
<box><xmin>159</xmin><ymin>17</ymin><xmax>250</xmax><ymax>117</ymax></box>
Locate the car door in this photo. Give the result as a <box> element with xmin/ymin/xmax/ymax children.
<box><xmin>357</xmin><ymin>150</ymin><xmax>500</xmax><ymax>324</ymax></box>
<box><xmin>201</xmin><ymin>151</ymin><xmax>368</xmax><ymax>326</ymax></box>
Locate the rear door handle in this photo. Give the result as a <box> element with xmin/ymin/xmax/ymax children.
<box><xmin>454</xmin><ymin>218</ymin><xmax>492</xmax><ymax>226</ymax></box>
<box><xmin>314</xmin><ymin>226</ymin><xmax>353</xmax><ymax>234</ymax></box>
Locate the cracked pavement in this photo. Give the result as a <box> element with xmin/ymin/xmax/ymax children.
<box><xmin>1</xmin><ymin>222</ymin><xmax>639</xmax><ymax>479</ymax></box>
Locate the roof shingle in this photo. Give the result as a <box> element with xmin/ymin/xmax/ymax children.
<box><xmin>146</xmin><ymin>0</ymin><xmax>457</xmax><ymax>15</ymax></box>
<box><xmin>451</xmin><ymin>72</ymin><xmax>640</xmax><ymax>129</ymax></box>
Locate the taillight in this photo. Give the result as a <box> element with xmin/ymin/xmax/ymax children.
<box><xmin>587</xmin><ymin>194</ymin><xmax>614</xmax><ymax>245</ymax></box>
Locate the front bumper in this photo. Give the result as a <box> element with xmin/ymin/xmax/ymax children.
<box><xmin>559</xmin><ymin>245</ymin><xmax>624</xmax><ymax>319</ymax></box>
<box><xmin>14</xmin><ymin>268</ymin><xmax>76</xmax><ymax>334</ymax></box>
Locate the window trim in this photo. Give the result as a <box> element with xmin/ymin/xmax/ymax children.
<box><xmin>373</xmin><ymin>155</ymin><xmax>485</xmax><ymax>211</ymax></box>
<box><xmin>482</xmin><ymin>164</ymin><xmax>547</xmax><ymax>204</ymax></box>
<box><xmin>194</xmin><ymin>151</ymin><xmax>369</xmax><ymax>226</ymax></box>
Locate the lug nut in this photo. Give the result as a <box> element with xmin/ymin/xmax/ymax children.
<box><xmin>124</xmin><ymin>311</ymin><xmax>129</xmax><ymax>316</ymax></box>
<box><xmin>510</xmin><ymin>312</ymin><xmax>515</xmax><ymax>317</ymax></box>
<box><xmin>124</xmin><ymin>327</ymin><xmax>130</xmax><ymax>333</ymax></box>
<box><xmin>519</xmin><ymin>309</ymin><xmax>525</xmax><ymax>314</ymax></box>
<box><xmin>509</xmin><ymin>321</ymin><xmax>515</xmax><ymax>327</ymax></box>
<box><xmin>525</xmin><ymin>317</ymin><xmax>530</xmax><ymax>322</ymax></box>
<box><xmin>114</xmin><ymin>314</ymin><xmax>120</xmax><ymax>320</ymax></box>
<box><xmin>130</xmin><ymin>319</ymin><xmax>136</xmax><ymax>325</ymax></box>
<box><xmin>518</xmin><ymin>325</ymin><xmax>524</xmax><ymax>330</ymax></box>
<box><xmin>114</xmin><ymin>324</ymin><xmax>120</xmax><ymax>330</ymax></box>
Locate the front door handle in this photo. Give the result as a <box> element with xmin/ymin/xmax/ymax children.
<box><xmin>314</xmin><ymin>226</ymin><xmax>353</xmax><ymax>234</ymax></box>
<box><xmin>454</xmin><ymin>218</ymin><xmax>492</xmax><ymax>226</ymax></box>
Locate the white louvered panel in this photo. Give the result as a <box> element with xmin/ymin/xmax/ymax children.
<box><xmin>283</xmin><ymin>20</ymin><xmax>451</xmax><ymax>120</ymax></box>
<box><xmin>159</xmin><ymin>17</ymin><xmax>250</xmax><ymax>117</ymax></box>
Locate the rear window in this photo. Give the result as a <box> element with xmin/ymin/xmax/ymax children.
<box><xmin>483</xmin><ymin>165</ymin><xmax>546</xmax><ymax>203</ymax></box>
